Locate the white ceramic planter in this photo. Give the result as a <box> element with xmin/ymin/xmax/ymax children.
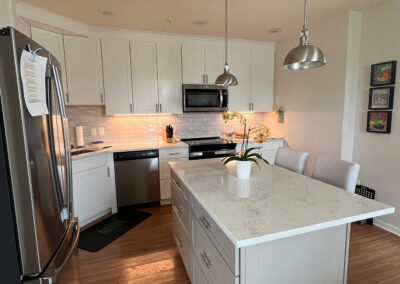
<box><xmin>236</xmin><ymin>160</ymin><xmax>252</xmax><ymax>179</ymax></box>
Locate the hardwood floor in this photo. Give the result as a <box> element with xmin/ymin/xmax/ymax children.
<box><xmin>78</xmin><ymin>205</ymin><xmax>400</xmax><ymax>284</ymax></box>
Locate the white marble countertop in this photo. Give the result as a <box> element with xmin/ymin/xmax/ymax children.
<box><xmin>71</xmin><ymin>141</ymin><xmax>188</xmax><ymax>160</ymax></box>
<box><xmin>169</xmin><ymin>159</ymin><xmax>395</xmax><ymax>248</ymax></box>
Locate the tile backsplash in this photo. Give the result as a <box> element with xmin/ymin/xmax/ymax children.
<box><xmin>66</xmin><ymin>106</ymin><xmax>267</xmax><ymax>145</ymax></box>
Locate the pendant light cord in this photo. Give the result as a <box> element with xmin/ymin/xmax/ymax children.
<box><xmin>225</xmin><ymin>0</ymin><xmax>228</xmax><ymax>66</ymax></box>
<box><xmin>303</xmin><ymin>0</ymin><xmax>308</xmax><ymax>28</ymax></box>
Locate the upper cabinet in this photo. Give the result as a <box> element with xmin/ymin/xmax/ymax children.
<box><xmin>130</xmin><ymin>41</ymin><xmax>159</xmax><ymax>114</ymax></box>
<box><xmin>228</xmin><ymin>45</ymin><xmax>252</xmax><ymax>112</ymax></box>
<box><xmin>228</xmin><ymin>44</ymin><xmax>275</xmax><ymax>112</ymax></box>
<box><xmin>182</xmin><ymin>44</ymin><xmax>224</xmax><ymax>84</ymax></box>
<box><xmin>31</xmin><ymin>27</ymin><xmax>68</xmax><ymax>101</ymax></box>
<box><xmin>251</xmin><ymin>45</ymin><xmax>274</xmax><ymax>112</ymax></box>
<box><xmin>101</xmin><ymin>38</ymin><xmax>133</xmax><ymax>115</ymax></box>
<box><xmin>157</xmin><ymin>42</ymin><xmax>182</xmax><ymax>114</ymax></box>
<box><xmin>64</xmin><ymin>36</ymin><xmax>104</xmax><ymax>105</ymax></box>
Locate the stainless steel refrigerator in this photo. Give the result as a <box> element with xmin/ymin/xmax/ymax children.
<box><xmin>0</xmin><ymin>27</ymin><xmax>80</xmax><ymax>283</ymax></box>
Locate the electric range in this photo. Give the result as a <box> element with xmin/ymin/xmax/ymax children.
<box><xmin>181</xmin><ymin>136</ymin><xmax>237</xmax><ymax>160</ymax></box>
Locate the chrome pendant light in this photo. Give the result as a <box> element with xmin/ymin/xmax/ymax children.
<box><xmin>215</xmin><ymin>0</ymin><xmax>238</xmax><ymax>86</ymax></box>
<box><xmin>283</xmin><ymin>0</ymin><xmax>326</xmax><ymax>70</ymax></box>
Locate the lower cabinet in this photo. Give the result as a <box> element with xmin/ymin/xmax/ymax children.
<box><xmin>72</xmin><ymin>153</ymin><xmax>117</xmax><ymax>227</ymax></box>
<box><xmin>159</xmin><ymin>147</ymin><xmax>188</xmax><ymax>204</ymax></box>
<box><xmin>235</xmin><ymin>139</ymin><xmax>284</xmax><ymax>165</ymax></box>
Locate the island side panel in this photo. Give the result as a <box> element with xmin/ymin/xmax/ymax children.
<box><xmin>240</xmin><ymin>224</ymin><xmax>350</xmax><ymax>284</ymax></box>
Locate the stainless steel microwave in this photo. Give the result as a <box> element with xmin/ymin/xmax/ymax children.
<box><xmin>183</xmin><ymin>84</ymin><xmax>228</xmax><ymax>112</ymax></box>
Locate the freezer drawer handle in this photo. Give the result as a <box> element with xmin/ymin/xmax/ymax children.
<box><xmin>200</xmin><ymin>216</ymin><xmax>213</xmax><ymax>229</ymax></box>
<box><xmin>200</xmin><ymin>251</ymin><xmax>212</xmax><ymax>268</ymax></box>
<box><xmin>41</xmin><ymin>218</ymin><xmax>80</xmax><ymax>284</ymax></box>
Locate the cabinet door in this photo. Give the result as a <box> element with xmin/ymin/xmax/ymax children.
<box><xmin>64</xmin><ymin>36</ymin><xmax>104</xmax><ymax>105</ymax></box>
<box><xmin>251</xmin><ymin>46</ymin><xmax>274</xmax><ymax>112</ymax></box>
<box><xmin>102</xmin><ymin>38</ymin><xmax>133</xmax><ymax>115</ymax></box>
<box><xmin>130</xmin><ymin>41</ymin><xmax>158</xmax><ymax>114</ymax></box>
<box><xmin>228</xmin><ymin>46</ymin><xmax>251</xmax><ymax>112</ymax></box>
<box><xmin>160</xmin><ymin>179</ymin><xmax>171</xmax><ymax>200</ymax></box>
<box><xmin>182</xmin><ymin>45</ymin><xmax>205</xmax><ymax>84</ymax></box>
<box><xmin>205</xmin><ymin>46</ymin><xmax>224</xmax><ymax>84</ymax></box>
<box><xmin>31</xmin><ymin>27</ymin><xmax>68</xmax><ymax>101</ymax></box>
<box><xmin>73</xmin><ymin>166</ymin><xmax>110</xmax><ymax>225</ymax></box>
<box><xmin>157</xmin><ymin>43</ymin><xmax>183</xmax><ymax>114</ymax></box>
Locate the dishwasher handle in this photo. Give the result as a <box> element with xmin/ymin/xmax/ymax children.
<box><xmin>114</xmin><ymin>150</ymin><xmax>159</xmax><ymax>161</ymax></box>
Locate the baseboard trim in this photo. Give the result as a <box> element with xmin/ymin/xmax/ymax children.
<box><xmin>374</xmin><ymin>218</ymin><xmax>400</xmax><ymax>236</ymax></box>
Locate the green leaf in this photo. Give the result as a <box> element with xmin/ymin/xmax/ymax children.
<box><xmin>243</xmin><ymin>147</ymin><xmax>256</xmax><ymax>157</ymax></box>
<box><xmin>223</xmin><ymin>156</ymin><xmax>239</xmax><ymax>164</ymax></box>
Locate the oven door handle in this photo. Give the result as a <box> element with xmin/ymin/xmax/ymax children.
<box><xmin>219</xmin><ymin>89</ymin><xmax>223</xmax><ymax>108</ymax></box>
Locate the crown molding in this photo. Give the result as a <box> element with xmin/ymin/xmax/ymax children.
<box><xmin>15</xmin><ymin>1</ymin><xmax>89</xmax><ymax>36</ymax></box>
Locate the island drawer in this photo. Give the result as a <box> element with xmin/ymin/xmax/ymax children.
<box><xmin>192</xmin><ymin>197</ymin><xmax>238</xmax><ymax>276</ymax></box>
<box><xmin>171</xmin><ymin>173</ymin><xmax>189</xmax><ymax>202</ymax></box>
<box><xmin>192</xmin><ymin>255</ymin><xmax>209</xmax><ymax>284</ymax></box>
<box><xmin>192</xmin><ymin>218</ymin><xmax>238</xmax><ymax>284</ymax></box>
<box><xmin>172</xmin><ymin>210</ymin><xmax>192</xmax><ymax>279</ymax></box>
<box><xmin>171</xmin><ymin>180</ymin><xmax>190</xmax><ymax>237</ymax></box>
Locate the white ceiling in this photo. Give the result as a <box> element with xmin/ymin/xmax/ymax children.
<box><xmin>20</xmin><ymin>0</ymin><xmax>386</xmax><ymax>41</ymax></box>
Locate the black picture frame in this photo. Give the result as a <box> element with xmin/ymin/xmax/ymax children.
<box><xmin>370</xmin><ymin>61</ymin><xmax>397</xmax><ymax>86</ymax></box>
<box><xmin>368</xmin><ymin>87</ymin><xmax>395</xmax><ymax>110</ymax></box>
<box><xmin>367</xmin><ymin>111</ymin><xmax>392</xmax><ymax>134</ymax></box>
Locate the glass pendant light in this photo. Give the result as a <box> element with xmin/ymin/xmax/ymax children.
<box><xmin>215</xmin><ymin>0</ymin><xmax>238</xmax><ymax>86</ymax></box>
<box><xmin>283</xmin><ymin>0</ymin><xmax>326</xmax><ymax>70</ymax></box>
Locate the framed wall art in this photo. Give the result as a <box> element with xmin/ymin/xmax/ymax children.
<box><xmin>369</xmin><ymin>87</ymin><xmax>394</xmax><ymax>110</ymax></box>
<box><xmin>370</xmin><ymin>61</ymin><xmax>397</xmax><ymax>86</ymax></box>
<box><xmin>367</xmin><ymin>111</ymin><xmax>392</xmax><ymax>134</ymax></box>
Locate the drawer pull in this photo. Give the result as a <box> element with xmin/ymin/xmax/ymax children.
<box><xmin>200</xmin><ymin>216</ymin><xmax>213</xmax><ymax>229</ymax></box>
<box><xmin>200</xmin><ymin>251</ymin><xmax>212</xmax><ymax>268</ymax></box>
<box><xmin>174</xmin><ymin>236</ymin><xmax>183</xmax><ymax>247</ymax></box>
<box><xmin>169</xmin><ymin>153</ymin><xmax>179</xmax><ymax>155</ymax></box>
<box><xmin>177</xmin><ymin>207</ymin><xmax>184</xmax><ymax>214</ymax></box>
<box><xmin>172</xmin><ymin>178</ymin><xmax>182</xmax><ymax>191</ymax></box>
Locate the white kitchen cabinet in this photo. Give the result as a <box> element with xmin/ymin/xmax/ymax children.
<box><xmin>72</xmin><ymin>153</ymin><xmax>117</xmax><ymax>227</ymax></box>
<box><xmin>182</xmin><ymin>45</ymin><xmax>204</xmax><ymax>84</ymax></box>
<box><xmin>228</xmin><ymin>46</ymin><xmax>252</xmax><ymax>112</ymax></box>
<box><xmin>251</xmin><ymin>45</ymin><xmax>274</xmax><ymax>112</ymax></box>
<box><xmin>130</xmin><ymin>41</ymin><xmax>159</xmax><ymax>114</ymax></box>
<box><xmin>101</xmin><ymin>38</ymin><xmax>133</xmax><ymax>115</ymax></box>
<box><xmin>157</xmin><ymin>43</ymin><xmax>183</xmax><ymax>114</ymax></box>
<box><xmin>64</xmin><ymin>35</ymin><xmax>104</xmax><ymax>105</ymax></box>
<box><xmin>235</xmin><ymin>139</ymin><xmax>284</xmax><ymax>165</ymax></box>
<box><xmin>31</xmin><ymin>27</ymin><xmax>68</xmax><ymax>101</ymax></box>
<box><xmin>159</xmin><ymin>147</ymin><xmax>188</xmax><ymax>204</ymax></box>
<box><xmin>182</xmin><ymin>44</ymin><xmax>224</xmax><ymax>84</ymax></box>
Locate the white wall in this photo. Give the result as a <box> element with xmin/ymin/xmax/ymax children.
<box><xmin>353</xmin><ymin>0</ymin><xmax>400</xmax><ymax>230</ymax></box>
<box><xmin>0</xmin><ymin>0</ymin><xmax>15</xmax><ymax>28</ymax></box>
<box><xmin>265</xmin><ymin>12</ymin><xmax>353</xmax><ymax>175</ymax></box>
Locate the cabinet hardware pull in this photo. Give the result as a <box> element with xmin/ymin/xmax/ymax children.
<box><xmin>130</xmin><ymin>103</ymin><xmax>133</xmax><ymax>113</ymax></box>
<box><xmin>100</xmin><ymin>93</ymin><xmax>104</xmax><ymax>103</ymax></box>
<box><xmin>172</xmin><ymin>178</ymin><xmax>183</xmax><ymax>194</ymax></box>
<box><xmin>206</xmin><ymin>74</ymin><xmax>208</xmax><ymax>83</ymax></box>
<box><xmin>249</xmin><ymin>103</ymin><xmax>251</xmax><ymax>111</ymax></box>
<box><xmin>160</xmin><ymin>103</ymin><xmax>162</xmax><ymax>113</ymax></box>
<box><xmin>200</xmin><ymin>251</ymin><xmax>212</xmax><ymax>268</ymax></box>
<box><xmin>174</xmin><ymin>236</ymin><xmax>183</xmax><ymax>247</ymax></box>
<box><xmin>107</xmin><ymin>167</ymin><xmax>110</xmax><ymax>177</ymax></box>
<box><xmin>66</xmin><ymin>92</ymin><xmax>70</xmax><ymax>103</ymax></box>
<box><xmin>169</xmin><ymin>153</ymin><xmax>179</xmax><ymax>155</ymax></box>
<box><xmin>177</xmin><ymin>207</ymin><xmax>184</xmax><ymax>213</ymax></box>
<box><xmin>200</xmin><ymin>216</ymin><xmax>212</xmax><ymax>229</ymax></box>
<box><xmin>156</xmin><ymin>103</ymin><xmax>159</xmax><ymax>112</ymax></box>
<box><xmin>252</xmin><ymin>102</ymin><xmax>254</xmax><ymax>111</ymax></box>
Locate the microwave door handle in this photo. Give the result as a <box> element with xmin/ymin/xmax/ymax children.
<box><xmin>52</xmin><ymin>65</ymin><xmax>73</xmax><ymax>220</ymax></box>
<box><xmin>219</xmin><ymin>89</ymin><xmax>223</xmax><ymax>108</ymax></box>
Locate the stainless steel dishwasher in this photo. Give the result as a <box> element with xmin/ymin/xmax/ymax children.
<box><xmin>113</xmin><ymin>150</ymin><xmax>160</xmax><ymax>207</ymax></box>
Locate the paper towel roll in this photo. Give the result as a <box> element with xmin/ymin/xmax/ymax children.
<box><xmin>75</xmin><ymin>126</ymin><xmax>84</xmax><ymax>147</ymax></box>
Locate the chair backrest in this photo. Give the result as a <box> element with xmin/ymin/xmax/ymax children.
<box><xmin>311</xmin><ymin>155</ymin><xmax>360</xmax><ymax>193</ymax></box>
<box><xmin>275</xmin><ymin>147</ymin><xmax>309</xmax><ymax>175</ymax></box>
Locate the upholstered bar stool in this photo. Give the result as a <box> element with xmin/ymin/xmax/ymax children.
<box><xmin>275</xmin><ymin>147</ymin><xmax>309</xmax><ymax>175</ymax></box>
<box><xmin>311</xmin><ymin>155</ymin><xmax>360</xmax><ymax>193</ymax></box>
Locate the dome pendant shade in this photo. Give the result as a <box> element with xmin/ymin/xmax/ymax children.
<box><xmin>283</xmin><ymin>0</ymin><xmax>326</xmax><ymax>70</ymax></box>
<box><xmin>215</xmin><ymin>64</ymin><xmax>238</xmax><ymax>86</ymax></box>
<box><xmin>283</xmin><ymin>44</ymin><xmax>326</xmax><ymax>70</ymax></box>
<box><xmin>215</xmin><ymin>0</ymin><xmax>238</xmax><ymax>86</ymax></box>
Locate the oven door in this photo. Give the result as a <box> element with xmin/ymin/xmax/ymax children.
<box><xmin>183</xmin><ymin>84</ymin><xmax>228</xmax><ymax>112</ymax></box>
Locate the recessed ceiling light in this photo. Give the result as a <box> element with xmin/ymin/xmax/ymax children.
<box><xmin>267</xmin><ymin>27</ymin><xmax>282</xmax><ymax>34</ymax></box>
<box><xmin>193</xmin><ymin>19</ymin><xmax>207</xmax><ymax>26</ymax></box>
<box><xmin>98</xmin><ymin>9</ymin><xmax>114</xmax><ymax>16</ymax></box>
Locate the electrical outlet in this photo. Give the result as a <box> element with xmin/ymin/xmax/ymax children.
<box><xmin>91</xmin><ymin>128</ymin><xmax>97</xmax><ymax>136</ymax></box>
<box><xmin>98</xmin><ymin>127</ymin><xmax>105</xmax><ymax>136</ymax></box>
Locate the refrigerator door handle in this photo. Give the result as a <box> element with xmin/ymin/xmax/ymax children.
<box><xmin>52</xmin><ymin>65</ymin><xmax>73</xmax><ymax>219</ymax></box>
<box><xmin>41</xmin><ymin>218</ymin><xmax>80</xmax><ymax>284</ymax></box>
<box><xmin>45</xmin><ymin>71</ymin><xmax>65</xmax><ymax>213</ymax></box>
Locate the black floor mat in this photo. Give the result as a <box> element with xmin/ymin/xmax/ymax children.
<box><xmin>78</xmin><ymin>208</ymin><xmax>152</xmax><ymax>252</ymax></box>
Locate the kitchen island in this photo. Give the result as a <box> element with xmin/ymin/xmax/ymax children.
<box><xmin>169</xmin><ymin>159</ymin><xmax>394</xmax><ymax>284</ymax></box>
